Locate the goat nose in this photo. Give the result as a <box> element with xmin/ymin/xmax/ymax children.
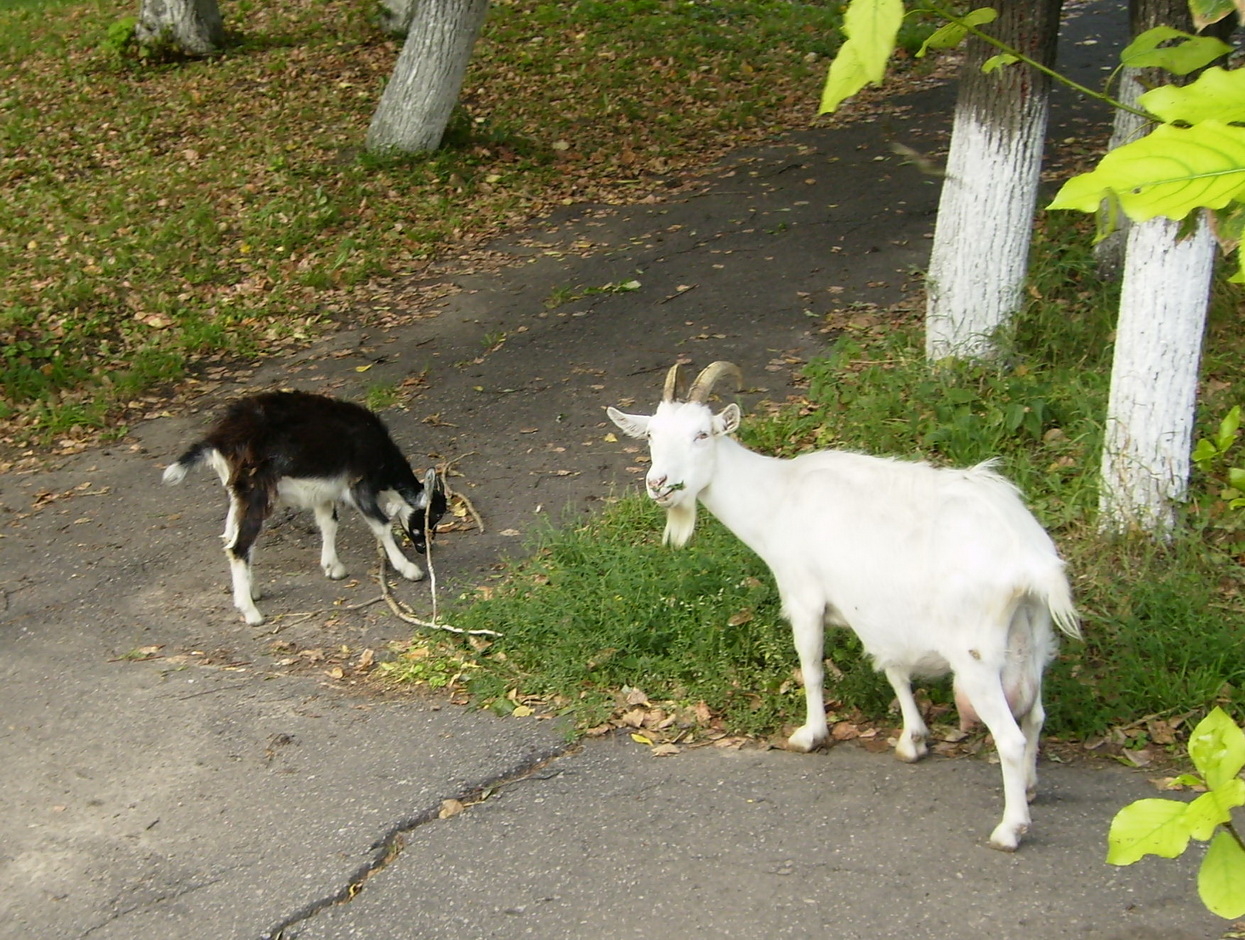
<box><xmin>647</xmin><ymin>474</ymin><xmax>666</xmax><ymax>492</ymax></box>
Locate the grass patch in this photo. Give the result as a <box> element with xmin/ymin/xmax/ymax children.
<box><xmin>1</xmin><ymin>0</ymin><xmax>890</xmax><ymax>446</ymax></box>
<box><xmin>439</xmin><ymin>214</ymin><xmax>1245</xmax><ymax>745</ymax></box>
<box><xmin>455</xmin><ymin>496</ymin><xmax>892</xmax><ymax>734</ymax></box>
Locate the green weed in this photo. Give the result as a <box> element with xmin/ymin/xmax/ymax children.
<box><xmin>362</xmin><ymin>383</ymin><xmax>400</xmax><ymax>412</ymax></box>
<box><xmin>457</xmin><ymin>497</ymin><xmax>891</xmax><ymax>733</ymax></box>
<box><xmin>377</xmin><ymin>641</ymin><xmax>477</xmax><ymax>689</ymax></box>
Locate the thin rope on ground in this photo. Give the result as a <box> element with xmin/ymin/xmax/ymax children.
<box><xmin>375</xmin><ymin>545</ymin><xmax>502</xmax><ymax>637</ymax></box>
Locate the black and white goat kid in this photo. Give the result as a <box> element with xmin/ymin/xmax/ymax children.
<box><xmin>162</xmin><ymin>390</ymin><xmax>447</xmax><ymax>625</ymax></box>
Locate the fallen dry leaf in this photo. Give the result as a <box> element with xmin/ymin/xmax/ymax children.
<box><xmin>621</xmin><ymin>708</ymin><xmax>647</xmax><ymax>728</ymax></box>
<box><xmin>624</xmin><ymin>687</ymin><xmax>650</xmax><ymax>706</ymax></box>
<box><xmin>438</xmin><ymin>799</ymin><xmax>465</xmax><ymax>819</ymax></box>
<box><xmin>831</xmin><ymin>722</ymin><xmax>860</xmax><ymax>741</ymax></box>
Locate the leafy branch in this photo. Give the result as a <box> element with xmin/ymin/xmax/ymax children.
<box><xmin>916</xmin><ymin>3</ymin><xmax>1152</xmax><ymax>119</ymax></box>
<box><xmin>1107</xmin><ymin>707</ymin><xmax>1245</xmax><ymax>920</ymax></box>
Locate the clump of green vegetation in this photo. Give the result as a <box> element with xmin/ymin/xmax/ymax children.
<box><xmin>456</xmin><ymin>497</ymin><xmax>892</xmax><ymax>733</ymax></box>
<box><xmin>377</xmin><ymin>641</ymin><xmax>477</xmax><ymax>689</ymax></box>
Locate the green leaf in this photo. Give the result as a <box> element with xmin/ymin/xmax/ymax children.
<box><xmin>1217</xmin><ymin>405</ymin><xmax>1242</xmax><ymax>452</ymax></box>
<box><xmin>1183</xmin><ymin>785</ymin><xmax>1242</xmax><ymax>841</ymax></box>
<box><xmin>982</xmin><ymin>53</ymin><xmax>1019</xmax><ymax>74</ymax></box>
<box><xmin>1188</xmin><ymin>707</ymin><xmax>1245</xmax><ymax>791</ymax></box>
<box><xmin>916</xmin><ymin>7</ymin><xmax>996</xmax><ymax>58</ymax></box>
<box><xmin>1107</xmin><ymin>798</ymin><xmax>1196</xmax><ymax>865</ymax></box>
<box><xmin>1228</xmin><ymin>467</ymin><xmax>1245</xmax><ymax>490</ymax></box>
<box><xmin>1198</xmin><ymin>829</ymin><xmax>1245</xmax><ymax>919</ymax></box>
<box><xmin>1188</xmin><ymin>0</ymin><xmax>1244</xmax><ymax>31</ymax></box>
<box><xmin>1193</xmin><ymin>438</ymin><xmax>1221</xmax><ymax>465</ymax></box>
<box><xmin>1048</xmin><ymin>122</ymin><xmax>1245</xmax><ymax>222</ymax></box>
<box><xmin>1141</xmin><ymin>67</ymin><xmax>1245</xmax><ymax>125</ymax></box>
<box><xmin>1120</xmin><ymin>26</ymin><xmax>1232</xmax><ymax>76</ymax></box>
<box><xmin>819</xmin><ymin>0</ymin><xmax>905</xmax><ymax>114</ymax></box>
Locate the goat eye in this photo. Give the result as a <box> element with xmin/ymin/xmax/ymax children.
<box><xmin>694</xmin><ymin>431</ymin><xmax>709</xmax><ymax>442</ymax></box>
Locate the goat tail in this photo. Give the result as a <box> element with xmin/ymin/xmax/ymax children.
<box><xmin>162</xmin><ymin>441</ymin><xmax>213</xmax><ymax>485</ymax></box>
<box><xmin>1040</xmin><ymin>567</ymin><xmax>1081</xmax><ymax>641</ymax></box>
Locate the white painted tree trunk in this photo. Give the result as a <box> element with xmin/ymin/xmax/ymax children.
<box><xmin>1098</xmin><ymin>213</ymin><xmax>1214</xmax><ymax>536</ymax></box>
<box><xmin>925</xmin><ymin>1</ymin><xmax>1062</xmax><ymax>361</ymax></box>
<box><xmin>367</xmin><ymin>0</ymin><xmax>490</xmax><ymax>155</ymax></box>
<box><xmin>136</xmin><ymin>0</ymin><xmax>224</xmax><ymax>55</ymax></box>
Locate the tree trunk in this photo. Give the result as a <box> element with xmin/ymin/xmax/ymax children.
<box><xmin>925</xmin><ymin>0</ymin><xmax>1063</xmax><ymax>361</ymax></box>
<box><xmin>1095</xmin><ymin>0</ymin><xmax>1229</xmax><ymax>537</ymax></box>
<box><xmin>366</xmin><ymin>0</ymin><xmax>490</xmax><ymax>155</ymax></box>
<box><xmin>135</xmin><ymin>0</ymin><xmax>224</xmax><ymax>56</ymax></box>
<box><xmin>1098</xmin><ymin>214</ymin><xmax>1214</xmax><ymax>536</ymax></box>
<box><xmin>378</xmin><ymin>0</ymin><xmax>418</xmax><ymax>37</ymax></box>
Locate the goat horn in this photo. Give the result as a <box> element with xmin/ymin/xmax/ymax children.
<box><xmin>687</xmin><ymin>361</ymin><xmax>744</xmax><ymax>403</ymax></box>
<box><xmin>663</xmin><ymin>364</ymin><xmax>687</xmax><ymax>403</ymax></box>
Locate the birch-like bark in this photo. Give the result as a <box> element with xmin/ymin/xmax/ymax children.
<box><xmin>378</xmin><ymin>0</ymin><xmax>417</xmax><ymax>37</ymax></box>
<box><xmin>1098</xmin><ymin>214</ymin><xmax>1214</xmax><ymax>536</ymax></box>
<box><xmin>366</xmin><ymin>0</ymin><xmax>490</xmax><ymax>154</ymax></box>
<box><xmin>925</xmin><ymin>1</ymin><xmax>1063</xmax><ymax>361</ymax></box>
<box><xmin>135</xmin><ymin>0</ymin><xmax>224</xmax><ymax>55</ymax></box>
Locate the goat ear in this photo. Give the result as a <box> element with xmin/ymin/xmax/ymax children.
<box><xmin>606</xmin><ymin>406</ymin><xmax>650</xmax><ymax>439</ymax></box>
<box><xmin>714</xmin><ymin>403</ymin><xmax>741</xmax><ymax>436</ymax></box>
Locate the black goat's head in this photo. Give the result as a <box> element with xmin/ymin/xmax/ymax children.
<box><xmin>406</xmin><ymin>468</ymin><xmax>447</xmax><ymax>554</ymax></box>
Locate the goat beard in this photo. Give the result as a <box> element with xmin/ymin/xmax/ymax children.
<box><xmin>662</xmin><ymin>501</ymin><xmax>697</xmax><ymax>549</ymax></box>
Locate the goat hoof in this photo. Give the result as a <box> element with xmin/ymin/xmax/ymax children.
<box><xmin>396</xmin><ymin>562</ymin><xmax>424</xmax><ymax>582</ymax></box>
<box><xmin>988</xmin><ymin>821</ymin><xmax>1027</xmax><ymax>852</ymax></box>
<box><xmin>787</xmin><ymin>725</ymin><xmax>828</xmax><ymax>753</ymax></box>
<box><xmin>323</xmin><ymin>562</ymin><xmax>348</xmax><ymax>580</ymax></box>
<box><xmin>893</xmin><ymin>736</ymin><xmax>928</xmax><ymax>763</ymax></box>
<box><xmin>242</xmin><ymin>609</ymin><xmax>265</xmax><ymax>626</ymax></box>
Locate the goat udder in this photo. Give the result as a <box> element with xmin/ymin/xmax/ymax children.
<box><xmin>953</xmin><ymin>673</ymin><xmax>1038</xmax><ymax>731</ymax></box>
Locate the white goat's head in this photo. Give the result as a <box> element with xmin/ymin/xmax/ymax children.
<box><xmin>607</xmin><ymin>361</ymin><xmax>743</xmax><ymax>548</ymax></box>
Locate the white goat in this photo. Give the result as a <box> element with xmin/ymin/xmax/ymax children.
<box><xmin>608</xmin><ymin>361</ymin><xmax>1080</xmax><ymax>851</ymax></box>
<box><xmin>163</xmin><ymin>390</ymin><xmax>447</xmax><ymax>626</ymax></box>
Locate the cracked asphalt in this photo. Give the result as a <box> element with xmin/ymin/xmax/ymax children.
<box><xmin>0</xmin><ymin>3</ymin><xmax>1233</xmax><ymax>938</ymax></box>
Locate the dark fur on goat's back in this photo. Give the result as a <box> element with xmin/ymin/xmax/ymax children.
<box><xmin>197</xmin><ymin>391</ymin><xmax>414</xmax><ymax>487</ymax></box>
<box><xmin>174</xmin><ymin>390</ymin><xmax>444</xmax><ymax>548</ymax></box>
